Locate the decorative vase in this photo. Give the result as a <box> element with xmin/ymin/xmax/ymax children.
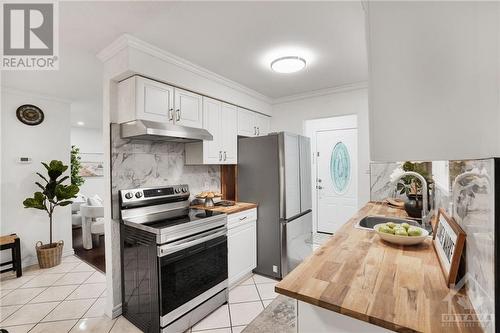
<box><xmin>404</xmin><ymin>194</ymin><xmax>423</xmax><ymax>218</ymax></box>
<box><xmin>36</xmin><ymin>240</ymin><xmax>63</xmax><ymax>268</ymax></box>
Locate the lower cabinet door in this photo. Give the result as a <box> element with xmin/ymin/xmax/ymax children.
<box><xmin>228</xmin><ymin>219</ymin><xmax>257</xmax><ymax>287</ymax></box>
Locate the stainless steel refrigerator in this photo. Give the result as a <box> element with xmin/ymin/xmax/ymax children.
<box><xmin>238</xmin><ymin>132</ymin><xmax>313</xmax><ymax>279</ymax></box>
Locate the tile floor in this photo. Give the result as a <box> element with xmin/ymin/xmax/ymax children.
<box><xmin>1</xmin><ymin>256</ymin><xmax>278</xmax><ymax>333</ymax></box>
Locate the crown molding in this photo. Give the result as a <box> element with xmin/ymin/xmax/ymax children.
<box><xmin>272</xmin><ymin>81</ymin><xmax>368</xmax><ymax>105</ymax></box>
<box><xmin>1</xmin><ymin>86</ymin><xmax>72</xmax><ymax>104</ymax></box>
<box><xmin>97</xmin><ymin>34</ymin><xmax>272</xmax><ymax>104</ymax></box>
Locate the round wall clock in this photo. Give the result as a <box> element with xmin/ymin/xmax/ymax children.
<box><xmin>16</xmin><ymin>104</ymin><xmax>44</xmax><ymax>126</ymax></box>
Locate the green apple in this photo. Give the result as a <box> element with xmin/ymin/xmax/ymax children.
<box><xmin>407</xmin><ymin>227</ymin><xmax>422</xmax><ymax>236</ymax></box>
<box><xmin>394</xmin><ymin>228</ymin><xmax>408</xmax><ymax>236</ymax></box>
<box><xmin>401</xmin><ymin>222</ymin><xmax>411</xmax><ymax>230</ymax></box>
<box><xmin>378</xmin><ymin>225</ymin><xmax>394</xmax><ymax>234</ymax></box>
<box><xmin>386</xmin><ymin>222</ymin><xmax>397</xmax><ymax>229</ymax></box>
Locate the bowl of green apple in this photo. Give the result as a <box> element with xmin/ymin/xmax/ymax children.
<box><xmin>373</xmin><ymin>222</ymin><xmax>429</xmax><ymax>245</ymax></box>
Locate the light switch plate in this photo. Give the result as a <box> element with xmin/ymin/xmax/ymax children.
<box><xmin>272</xmin><ymin>265</ymin><xmax>278</xmax><ymax>273</ymax></box>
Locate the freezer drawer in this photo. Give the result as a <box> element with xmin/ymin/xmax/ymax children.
<box><xmin>281</xmin><ymin>211</ymin><xmax>313</xmax><ymax>277</ymax></box>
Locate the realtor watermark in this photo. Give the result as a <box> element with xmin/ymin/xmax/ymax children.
<box><xmin>1</xmin><ymin>1</ymin><xmax>59</xmax><ymax>70</ymax></box>
<box><xmin>441</xmin><ymin>273</ymin><xmax>494</xmax><ymax>329</ymax></box>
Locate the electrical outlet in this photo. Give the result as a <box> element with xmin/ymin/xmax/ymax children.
<box><xmin>272</xmin><ymin>265</ymin><xmax>278</xmax><ymax>273</ymax></box>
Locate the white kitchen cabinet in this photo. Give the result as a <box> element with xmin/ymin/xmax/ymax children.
<box><xmin>255</xmin><ymin>113</ymin><xmax>270</xmax><ymax>136</ymax></box>
<box><xmin>117</xmin><ymin>76</ymin><xmax>174</xmax><ymax>123</ymax></box>
<box><xmin>221</xmin><ymin>103</ymin><xmax>238</xmax><ymax>163</ymax></box>
<box><xmin>185</xmin><ymin>97</ymin><xmax>238</xmax><ymax>164</ymax></box>
<box><xmin>228</xmin><ymin>208</ymin><xmax>257</xmax><ymax>288</ymax></box>
<box><xmin>237</xmin><ymin>107</ymin><xmax>271</xmax><ymax>137</ymax></box>
<box><xmin>116</xmin><ymin>76</ymin><xmax>203</xmax><ymax>128</ymax></box>
<box><xmin>174</xmin><ymin>88</ymin><xmax>203</xmax><ymax>128</ymax></box>
<box><xmin>237</xmin><ymin>107</ymin><xmax>257</xmax><ymax>137</ymax></box>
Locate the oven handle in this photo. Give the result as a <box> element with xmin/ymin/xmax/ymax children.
<box><xmin>158</xmin><ymin>227</ymin><xmax>226</xmax><ymax>257</ymax></box>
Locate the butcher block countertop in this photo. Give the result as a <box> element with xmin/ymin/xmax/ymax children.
<box><xmin>190</xmin><ymin>201</ymin><xmax>257</xmax><ymax>215</ymax></box>
<box><xmin>275</xmin><ymin>202</ymin><xmax>482</xmax><ymax>333</ymax></box>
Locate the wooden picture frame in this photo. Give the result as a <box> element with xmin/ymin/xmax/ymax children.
<box><xmin>432</xmin><ymin>208</ymin><xmax>466</xmax><ymax>287</ymax></box>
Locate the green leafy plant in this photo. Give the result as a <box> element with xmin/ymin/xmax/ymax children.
<box><xmin>396</xmin><ymin>161</ymin><xmax>433</xmax><ymax>195</ymax></box>
<box><xmin>23</xmin><ymin>160</ymin><xmax>79</xmax><ymax>244</ymax></box>
<box><xmin>71</xmin><ymin>145</ymin><xmax>85</xmax><ymax>187</ymax></box>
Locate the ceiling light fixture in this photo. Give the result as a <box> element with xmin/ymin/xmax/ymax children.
<box><xmin>77</xmin><ymin>121</ymin><xmax>85</xmax><ymax>126</ymax></box>
<box><xmin>270</xmin><ymin>56</ymin><xmax>306</xmax><ymax>74</ymax></box>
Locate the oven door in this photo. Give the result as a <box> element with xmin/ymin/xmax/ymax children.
<box><xmin>158</xmin><ymin>226</ymin><xmax>228</xmax><ymax>327</ymax></box>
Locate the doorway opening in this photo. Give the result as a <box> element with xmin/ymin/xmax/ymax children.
<box><xmin>304</xmin><ymin>115</ymin><xmax>358</xmax><ymax>235</ymax></box>
<box><xmin>70</xmin><ymin>125</ymin><xmax>106</xmax><ymax>272</ymax></box>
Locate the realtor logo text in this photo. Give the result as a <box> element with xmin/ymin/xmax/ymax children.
<box><xmin>2</xmin><ymin>2</ymin><xmax>59</xmax><ymax>70</ymax></box>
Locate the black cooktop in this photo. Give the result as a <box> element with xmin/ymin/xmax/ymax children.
<box><xmin>142</xmin><ymin>208</ymin><xmax>224</xmax><ymax>230</ymax></box>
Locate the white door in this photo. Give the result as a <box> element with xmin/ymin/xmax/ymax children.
<box><xmin>221</xmin><ymin>103</ymin><xmax>238</xmax><ymax>164</ymax></box>
<box><xmin>202</xmin><ymin>97</ymin><xmax>222</xmax><ymax>164</ymax></box>
<box><xmin>174</xmin><ymin>88</ymin><xmax>203</xmax><ymax>128</ymax></box>
<box><xmin>256</xmin><ymin>114</ymin><xmax>270</xmax><ymax>136</ymax></box>
<box><xmin>237</xmin><ymin>108</ymin><xmax>257</xmax><ymax>137</ymax></box>
<box><xmin>316</xmin><ymin>128</ymin><xmax>358</xmax><ymax>233</ymax></box>
<box><xmin>138</xmin><ymin>77</ymin><xmax>174</xmax><ymax>122</ymax></box>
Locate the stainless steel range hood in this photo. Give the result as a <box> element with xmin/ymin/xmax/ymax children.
<box><xmin>120</xmin><ymin>120</ymin><xmax>213</xmax><ymax>142</ymax></box>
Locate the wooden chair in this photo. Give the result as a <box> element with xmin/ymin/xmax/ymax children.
<box><xmin>0</xmin><ymin>234</ymin><xmax>22</xmax><ymax>277</ymax></box>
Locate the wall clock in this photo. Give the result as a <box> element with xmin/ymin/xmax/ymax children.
<box><xmin>16</xmin><ymin>104</ymin><xmax>44</xmax><ymax>126</ymax></box>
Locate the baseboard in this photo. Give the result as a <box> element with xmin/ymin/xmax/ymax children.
<box><xmin>111</xmin><ymin>303</ymin><xmax>122</xmax><ymax>318</ymax></box>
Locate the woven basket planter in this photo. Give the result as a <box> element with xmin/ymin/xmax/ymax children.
<box><xmin>36</xmin><ymin>240</ymin><xmax>64</xmax><ymax>268</ymax></box>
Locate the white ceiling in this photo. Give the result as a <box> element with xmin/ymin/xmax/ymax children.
<box><xmin>2</xmin><ymin>1</ymin><xmax>367</xmax><ymax>129</ymax></box>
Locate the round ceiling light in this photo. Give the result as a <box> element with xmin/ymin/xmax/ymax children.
<box><xmin>270</xmin><ymin>56</ymin><xmax>306</xmax><ymax>74</ymax></box>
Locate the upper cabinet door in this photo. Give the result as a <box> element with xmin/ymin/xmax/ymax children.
<box><xmin>256</xmin><ymin>114</ymin><xmax>270</xmax><ymax>136</ymax></box>
<box><xmin>202</xmin><ymin>97</ymin><xmax>223</xmax><ymax>164</ymax></box>
<box><xmin>237</xmin><ymin>108</ymin><xmax>257</xmax><ymax>137</ymax></box>
<box><xmin>221</xmin><ymin>103</ymin><xmax>238</xmax><ymax>164</ymax></box>
<box><xmin>137</xmin><ymin>77</ymin><xmax>174</xmax><ymax>122</ymax></box>
<box><xmin>174</xmin><ymin>88</ymin><xmax>203</xmax><ymax>128</ymax></box>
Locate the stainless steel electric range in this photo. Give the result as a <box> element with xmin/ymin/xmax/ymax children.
<box><xmin>119</xmin><ymin>185</ymin><xmax>228</xmax><ymax>333</ymax></box>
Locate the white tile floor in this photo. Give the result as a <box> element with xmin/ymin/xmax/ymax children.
<box><xmin>1</xmin><ymin>256</ymin><xmax>278</xmax><ymax>333</ymax></box>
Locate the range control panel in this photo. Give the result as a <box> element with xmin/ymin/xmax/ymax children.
<box><xmin>120</xmin><ymin>184</ymin><xmax>189</xmax><ymax>204</ymax></box>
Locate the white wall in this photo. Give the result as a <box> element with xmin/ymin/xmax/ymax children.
<box><xmin>271</xmin><ymin>87</ymin><xmax>370</xmax><ymax>207</ymax></box>
<box><xmin>366</xmin><ymin>1</ymin><xmax>500</xmax><ymax>161</ymax></box>
<box><xmin>71</xmin><ymin>127</ymin><xmax>105</xmax><ymax>199</ymax></box>
<box><xmin>1</xmin><ymin>89</ymin><xmax>73</xmax><ymax>266</ymax></box>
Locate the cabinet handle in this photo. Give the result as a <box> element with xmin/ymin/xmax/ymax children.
<box><xmin>219</xmin><ymin>151</ymin><xmax>222</xmax><ymax>161</ymax></box>
<box><xmin>257</xmin><ymin>127</ymin><xmax>260</xmax><ymax>135</ymax></box>
<box><xmin>223</xmin><ymin>151</ymin><xmax>227</xmax><ymax>161</ymax></box>
<box><xmin>168</xmin><ymin>108</ymin><xmax>174</xmax><ymax>121</ymax></box>
<box><xmin>239</xmin><ymin>216</ymin><xmax>247</xmax><ymax>221</ymax></box>
<box><xmin>254</xmin><ymin>126</ymin><xmax>257</xmax><ymax>136</ymax></box>
<box><xmin>176</xmin><ymin>109</ymin><xmax>181</xmax><ymax>122</ymax></box>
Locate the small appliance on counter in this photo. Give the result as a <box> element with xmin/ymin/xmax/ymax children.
<box><xmin>119</xmin><ymin>184</ymin><xmax>228</xmax><ymax>333</ymax></box>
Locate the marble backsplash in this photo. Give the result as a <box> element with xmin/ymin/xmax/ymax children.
<box><xmin>370</xmin><ymin>162</ymin><xmax>401</xmax><ymax>201</ymax></box>
<box><xmin>370</xmin><ymin>159</ymin><xmax>495</xmax><ymax>332</ymax></box>
<box><xmin>110</xmin><ymin>124</ymin><xmax>220</xmax><ymax>218</ymax></box>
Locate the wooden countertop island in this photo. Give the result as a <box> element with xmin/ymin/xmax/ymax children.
<box><xmin>190</xmin><ymin>201</ymin><xmax>257</xmax><ymax>215</ymax></box>
<box><xmin>275</xmin><ymin>202</ymin><xmax>483</xmax><ymax>333</ymax></box>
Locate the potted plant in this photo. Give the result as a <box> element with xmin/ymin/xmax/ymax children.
<box><xmin>23</xmin><ymin>160</ymin><xmax>79</xmax><ymax>268</ymax></box>
<box><xmin>394</xmin><ymin>161</ymin><xmax>433</xmax><ymax>218</ymax></box>
<box><xmin>71</xmin><ymin>145</ymin><xmax>85</xmax><ymax>187</ymax></box>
